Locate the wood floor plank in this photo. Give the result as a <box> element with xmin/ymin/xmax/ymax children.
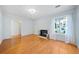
<box><xmin>0</xmin><ymin>34</ymin><xmax>78</xmax><ymax>54</ymax></box>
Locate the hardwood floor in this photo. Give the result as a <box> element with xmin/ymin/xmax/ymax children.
<box><xmin>0</xmin><ymin>34</ymin><xmax>78</xmax><ymax>54</ymax></box>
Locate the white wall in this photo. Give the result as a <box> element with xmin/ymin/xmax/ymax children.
<box><xmin>0</xmin><ymin>6</ymin><xmax>34</xmax><ymax>40</ymax></box>
<box><xmin>34</xmin><ymin>17</ymin><xmax>51</xmax><ymax>35</ymax></box>
<box><xmin>2</xmin><ymin>13</ymin><xmax>33</xmax><ymax>39</ymax></box>
<box><xmin>75</xmin><ymin>6</ymin><xmax>79</xmax><ymax>48</ymax></box>
<box><xmin>21</xmin><ymin>18</ymin><xmax>33</xmax><ymax>36</ymax></box>
<box><xmin>0</xmin><ymin>7</ymin><xmax>3</xmax><ymax>40</ymax></box>
<box><xmin>2</xmin><ymin>14</ymin><xmax>21</xmax><ymax>39</ymax></box>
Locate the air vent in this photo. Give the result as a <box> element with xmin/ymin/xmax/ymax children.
<box><xmin>55</xmin><ymin>5</ymin><xmax>61</xmax><ymax>8</ymax></box>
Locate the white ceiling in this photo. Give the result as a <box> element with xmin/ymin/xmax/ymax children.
<box><xmin>1</xmin><ymin>5</ymin><xmax>75</xmax><ymax>19</ymax></box>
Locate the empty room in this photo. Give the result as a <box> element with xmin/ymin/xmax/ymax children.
<box><xmin>0</xmin><ymin>5</ymin><xmax>79</xmax><ymax>54</ymax></box>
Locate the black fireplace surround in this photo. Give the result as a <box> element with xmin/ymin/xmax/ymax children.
<box><xmin>40</xmin><ymin>30</ymin><xmax>48</xmax><ymax>37</ymax></box>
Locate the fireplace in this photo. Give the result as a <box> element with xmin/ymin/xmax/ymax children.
<box><xmin>40</xmin><ymin>30</ymin><xmax>48</xmax><ymax>37</ymax></box>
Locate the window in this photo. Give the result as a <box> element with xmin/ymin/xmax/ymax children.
<box><xmin>54</xmin><ymin>16</ymin><xmax>67</xmax><ymax>34</ymax></box>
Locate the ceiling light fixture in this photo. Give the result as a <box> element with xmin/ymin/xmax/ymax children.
<box><xmin>28</xmin><ymin>8</ymin><xmax>37</xmax><ymax>14</ymax></box>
